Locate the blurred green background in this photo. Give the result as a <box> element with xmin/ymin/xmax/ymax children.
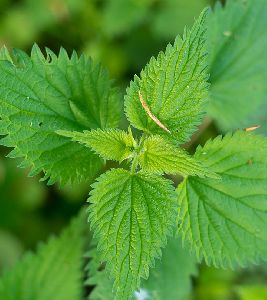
<box><xmin>0</xmin><ymin>0</ymin><xmax>266</xmax><ymax>299</ymax></box>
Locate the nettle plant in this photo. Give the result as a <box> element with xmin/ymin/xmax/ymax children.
<box><xmin>0</xmin><ymin>1</ymin><xmax>267</xmax><ymax>299</ymax></box>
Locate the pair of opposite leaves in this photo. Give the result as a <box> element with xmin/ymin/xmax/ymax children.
<box><xmin>0</xmin><ymin>5</ymin><xmax>266</xmax><ymax>300</ymax></box>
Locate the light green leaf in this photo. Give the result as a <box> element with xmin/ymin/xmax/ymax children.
<box><xmin>0</xmin><ymin>211</ymin><xmax>87</xmax><ymax>300</ymax></box>
<box><xmin>57</xmin><ymin>128</ymin><xmax>136</xmax><ymax>162</ymax></box>
<box><xmin>0</xmin><ymin>46</ymin><xmax>13</xmax><ymax>62</ymax></box>
<box><xmin>194</xmin><ymin>266</ymin><xmax>235</xmax><ymax>300</ymax></box>
<box><xmin>236</xmin><ymin>285</ymin><xmax>267</xmax><ymax>300</ymax></box>
<box><xmin>207</xmin><ymin>0</ymin><xmax>267</xmax><ymax>133</ymax></box>
<box><xmin>177</xmin><ymin>131</ymin><xmax>267</xmax><ymax>268</ymax></box>
<box><xmin>138</xmin><ymin>135</ymin><xmax>219</xmax><ymax>178</ymax></box>
<box><xmin>125</xmin><ymin>9</ymin><xmax>209</xmax><ymax>144</ymax></box>
<box><xmin>89</xmin><ymin>168</ymin><xmax>178</xmax><ymax>299</ymax></box>
<box><xmin>139</xmin><ymin>237</ymin><xmax>198</xmax><ymax>300</ymax></box>
<box><xmin>0</xmin><ymin>45</ymin><xmax>121</xmax><ymax>185</ymax></box>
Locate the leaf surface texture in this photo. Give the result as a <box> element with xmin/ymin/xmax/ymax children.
<box><xmin>138</xmin><ymin>135</ymin><xmax>218</xmax><ymax>178</ymax></box>
<box><xmin>89</xmin><ymin>168</ymin><xmax>178</xmax><ymax>299</ymax></box>
<box><xmin>177</xmin><ymin>131</ymin><xmax>267</xmax><ymax>267</ymax></box>
<box><xmin>207</xmin><ymin>0</ymin><xmax>267</xmax><ymax>133</ymax></box>
<box><xmin>125</xmin><ymin>10</ymin><xmax>209</xmax><ymax>144</ymax></box>
<box><xmin>0</xmin><ymin>46</ymin><xmax>121</xmax><ymax>184</ymax></box>
<box><xmin>58</xmin><ymin>128</ymin><xmax>136</xmax><ymax>162</ymax></box>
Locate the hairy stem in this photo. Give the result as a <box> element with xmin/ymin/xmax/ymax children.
<box><xmin>130</xmin><ymin>133</ymin><xmax>147</xmax><ymax>173</ymax></box>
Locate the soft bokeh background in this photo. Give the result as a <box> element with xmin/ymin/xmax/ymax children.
<box><xmin>0</xmin><ymin>0</ymin><xmax>266</xmax><ymax>299</ymax></box>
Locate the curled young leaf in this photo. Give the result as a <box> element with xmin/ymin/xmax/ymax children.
<box><xmin>138</xmin><ymin>135</ymin><xmax>219</xmax><ymax>178</ymax></box>
<box><xmin>57</xmin><ymin>128</ymin><xmax>136</xmax><ymax>163</ymax></box>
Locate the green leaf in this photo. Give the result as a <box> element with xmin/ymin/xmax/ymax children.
<box><xmin>86</xmin><ymin>246</ymin><xmax>114</xmax><ymax>300</ymax></box>
<box><xmin>57</xmin><ymin>128</ymin><xmax>136</xmax><ymax>162</ymax></box>
<box><xmin>139</xmin><ymin>237</ymin><xmax>198</xmax><ymax>300</ymax></box>
<box><xmin>177</xmin><ymin>131</ymin><xmax>267</xmax><ymax>268</ymax></box>
<box><xmin>0</xmin><ymin>45</ymin><xmax>121</xmax><ymax>185</ymax></box>
<box><xmin>138</xmin><ymin>135</ymin><xmax>219</xmax><ymax>178</ymax></box>
<box><xmin>0</xmin><ymin>211</ymin><xmax>87</xmax><ymax>300</ymax></box>
<box><xmin>207</xmin><ymin>0</ymin><xmax>267</xmax><ymax>133</ymax></box>
<box><xmin>125</xmin><ymin>9</ymin><xmax>209</xmax><ymax>144</ymax></box>
<box><xmin>89</xmin><ymin>168</ymin><xmax>178</xmax><ymax>299</ymax></box>
<box><xmin>85</xmin><ymin>238</ymin><xmax>198</xmax><ymax>300</ymax></box>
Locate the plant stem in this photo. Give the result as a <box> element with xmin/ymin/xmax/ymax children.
<box><xmin>131</xmin><ymin>155</ymin><xmax>139</xmax><ymax>174</ymax></box>
<box><xmin>130</xmin><ymin>133</ymin><xmax>147</xmax><ymax>174</ymax></box>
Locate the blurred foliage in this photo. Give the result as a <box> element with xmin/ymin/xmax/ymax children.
<box><xmin>0</xmin><ymin>0</ymin><xmax>266</xmax><ymax>299</ymax></box>
<box><xmin>0</xmin><ymin>0</ymin><xmax>215</xmax><ymax>82</ymax></box>
<box><xmin>194</xmin><ymin>264</ymin><xmax>267</xmax><ymax>300</ymax></box>
<box><xmin>142</xmin><ymin>238</ymin><xmax>198</xmax><ymax>299</ymax></box>
<box><xmin>0</xmin><ymin>211</ymin><xmax>88</xmax><ymax>299</ymax></box>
